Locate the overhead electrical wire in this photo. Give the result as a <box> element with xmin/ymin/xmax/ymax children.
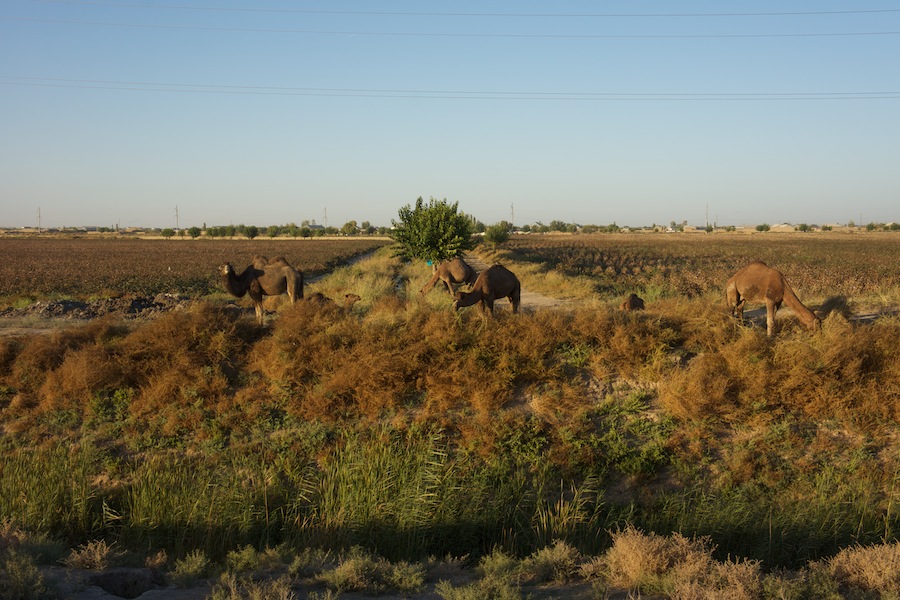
<box><xmin>2</xmin><ymin>76</ymin><xmax>898</xmax><ymax>101</ymax></box>
<box><xmin>4</xmin><ymin>16</ymin><xmax>900</xmax><ymax>39</ymax></box>
<box><xmin>28</xmin><ymin>1</ymin><xmax>900</xmax><ymax>19</ymax></box>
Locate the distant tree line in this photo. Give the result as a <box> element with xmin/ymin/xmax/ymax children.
<box><xmin>158</xmin><ymin>221</ymin><xmax>392</xmax><ymax>240</ymax></box>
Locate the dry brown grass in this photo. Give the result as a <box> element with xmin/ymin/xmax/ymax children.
<box><xmin>659</xmin><ymin>313</ymin><xmax>900</xmax><ymax>430</ymax></box>
<box><xmin>826</xmin><ymin>541</ymin><xmax>900</xmax><ymax>593</ymax></box>
<box><xmin>600</xmin><ymin>526</ymin><xmax>762</xmax><ymax>599</ymax></box>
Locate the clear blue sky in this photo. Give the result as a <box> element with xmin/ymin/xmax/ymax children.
<box><xmin>2</xmin><ymin>1</ymin><xmax>898</xmax><ymax>229</ymax></box>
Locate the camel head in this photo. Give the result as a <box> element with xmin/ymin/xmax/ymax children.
<box><xmin>344</xmin><ymin>293</ymin><xmax>362</xmax><ymax>306</ymax></box>
<box><xmin>219</xmin><ymin>263</ymin><xmax>236</xmax><ymax>277</ymax></box>
<box><xmin>453</xmin><ymin>290</ymin><xmax>479</xmax><ymax>311</ymax></box>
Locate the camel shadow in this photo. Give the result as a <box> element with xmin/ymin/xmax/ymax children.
<box><xmin>818</xmin><ymin>296</ymin><xmax>853</xmax><ymax>319</ymax></box>
<box><xmin>739</xmin><ymin>306</ymin><xmax>769</xmax><ymax>330</ymax></box>
<box><xmin>816</xmin><ymin>296</ymin><xmax>899</xmax><ymax>324</ymax></box>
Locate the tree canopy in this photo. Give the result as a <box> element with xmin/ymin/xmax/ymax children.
<box><xmin>391</xmin><ymin>197</ymin><xmax>475</xmax><ymax>263</ymax></box>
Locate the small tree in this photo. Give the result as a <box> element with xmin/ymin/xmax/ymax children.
<box><xmin>756</xmin><ymin>223</ymin><xmax>770</xmax><ymax>232</ymax></box>
<box><xmin>245</xmin><ymin>225</ymin><xmax>259</xmax><ymax>240</ymax></box>
<box><xmin>391</xmin><ymin>197</ymin><xmax>475</xmax><ymax>263</ymax></box>
<box><xmin>484</xmin><ymin>222</ymin><xmax>510</xmax><ymax>248</ymax></box>
<box><xmin>187</xmin><ymin>226</ymin><xmax>201</xmax><ymax>239</ymax></box>
<box><xmin>160</xmin><ymin>228</ymin><xmax>175</xmax><ymax>239</ymax></box>
<box><xmin>341</xmin><ymin>220</ymin><xmax>358</xmax><ymax>236</ymax></box>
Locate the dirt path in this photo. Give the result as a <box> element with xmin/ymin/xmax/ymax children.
<box><xmin>464</xmin><ymin>253</ymin><xmax>566</xmax><ymax>311</ymax></box>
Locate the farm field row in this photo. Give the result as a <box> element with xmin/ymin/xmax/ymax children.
<box><xmin>0</xmin><ymin>237</ymin><xmax>389</xmax><ymax>299</ymax></box>
<box><xmin>498</xmin><ymin>232</ymin><xmax>900</xmax><ymax>301</ymax></box>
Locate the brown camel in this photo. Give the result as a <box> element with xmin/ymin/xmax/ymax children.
<box><xmin>620</xmin><ymin>293</ymin><xmax>645</xmax><ymax>311</ymax></box>
<box><xmin>420</xmin><ymin>257</ymin><xmax>478</xmax><ymax>296</ymax></box>
<box><xmin>305</xmin><ymin>292</ymin><xmax>362</xmax><ymax>312</ymax></box>
<box><xmin>219</xmin><ymin>257</ymin><xmax>304</xmax><ymax>323</ymax></box>
<box><xmin>453</xmin><ymin>264</ymin><xmax>520</xmax><ymax>315</ymax></box>
<box><xmin>726</xmin><ymin>260</ymin><xmax>821</xmax><ymax>336</ymax></box>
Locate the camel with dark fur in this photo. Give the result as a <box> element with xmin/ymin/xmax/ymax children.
<box><xmin>420</xmin><ymin>257</ymin><xmax>478</xmax><ymax>296</ymax></box>
<box><xmin>726</xmin><ymin>261</ymin><xmax>820</xmax><ymax>336</ymax></box>
<box><xmin>306</xmin><ymin>292</ymin><xmax>361</xmax><ymax>313</ymax></box>
<box><xmin>453</xmin><ymin>264</ymin><xmax>520</xmax><ymax>315</ymax></box>
<box><xmin>219</xmin><ymin>257</ymin><xmax>304</xmax><ymax>323</ymax></box>
<box><xmin>620</xmin><ymin>293</ymin><xmax>645</xmax><ymax>311</ymax></box>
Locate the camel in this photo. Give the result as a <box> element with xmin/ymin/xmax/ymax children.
<box><xmin>726</xmin><ymin>261</ymin><xmax>821</xmax><ymax>337</ymax></box>
<box><xmin>620</xmin><ymin>293</ymin><xmax>645</xmax><ymax>311</ymax></box>
<box><xmin>305</xmin><ymin>292</ymin><xmax>362</xmax><ymax>313</ymax></box>
<box><xmin>453</xmin><ymin>264</ymin><xmax>520</xmax><ymax>315</ymax></box>
<box><xmin>420</xmin><ymin>257</ymin><xmax>478</xmax><ymax>296</ymax></box>
<box><xmin>219</xmin><ymin>257</ymin><xmax>304</xmax><ymax>324</ymax></box>
<box><xmin>253</xmin><ymin>255</ymin><xmax>291</xmax><ymax>268</ymax></box>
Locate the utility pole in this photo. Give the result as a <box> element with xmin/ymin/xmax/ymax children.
<box><xmin>37</xmin><ymin>208</ymin><xmax>42</xmax><ymax>233</ymax></box>
<box><xmin>323</xmin><ymin>207</ymin><xmax>328</xmax><ymax>228</ymax></box>
<box><xmin>510</xmin><ymin>203</ymin><xmax>515</xmax><ymax>228</ymax></box>
<box><xmin>174</xmin><ymin>206</ymin><xmax>180</xmax><ymax>232</ymax></box>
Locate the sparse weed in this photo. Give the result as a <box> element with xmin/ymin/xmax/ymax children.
<box><xmin>0</xmin><ymin>549</ymin><xmax>56</xmax><ymax>600</ymax></box>
<box><xmin>171</xmin><ymin>549</ymin><xmax>211</xmax><ymax>587</ymax></box>
<box><xmin>520</xmin><ymin>540</ymin><xmax>581</xmax><ymax>584</ymax></box>
<box><xmin>208</xmin><ymin>572</ymin><xmax>297</xmax><ymax>600</ymax></box>
<box><xmin>827</xmin><ymin>541</ymin><xmax>900</xmax><ymax>593</ymax></box>
<box><xmin>287</xmin><ymin>547</ymin><xmax>333</xmax><ymax>579</ymax></box>
<box><xmin>63</xmin><ymin>539</ymin><xmax>124</xmax><ymax>571</ymax></box>
<box><xmin>318</xmin><ymin>546</ymin><xmax>425</xmax><ymax>594</ymax></box>
<box><xmin>434</xmin><ymin>576</ymin><xmax>525</xmax><ymax>600</ymax></box>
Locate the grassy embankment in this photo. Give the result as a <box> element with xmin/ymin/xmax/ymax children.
<box><xmin>1</xmin><ymin>235</ymin><xmax>899</xmax><ymax>597</ymax></box>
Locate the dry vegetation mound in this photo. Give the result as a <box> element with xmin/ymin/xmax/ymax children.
<box><xmin>0</xmin><ymin>235</ymin><xmax>899</xmax><ymax>598</ymax></box>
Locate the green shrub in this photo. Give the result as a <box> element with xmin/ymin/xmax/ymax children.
<box><xmin>171</xmin><ymin>549</ymin><xmax>211</xmax><ymax>588</ymax></box>
<box><xmin>520</xmin><ymin>540</ymin><xmax>581</xmax><ymax>584</ymax></box>
<box><xmin>0</xmin><ymin>549</ymin><xmax>56</xmax><ymax>600</ymax></box>
<box><xmin>62</xmin><ymin>539</ymin><xmax>123</xmax><ymax>570</ymax></box>
<box><xmin>319</xmin><ymin>547</ymin><xmax>425</xmax><ymax>595</ymax></box>
<box><xmin>208</xmin><ymin>572</ymin><xmax>297</xmax><ymax>600</ymax></box>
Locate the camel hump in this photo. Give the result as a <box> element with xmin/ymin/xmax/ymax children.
<box><xmin>476</xmin><ymin>264</ymin><xmax>519</xmax><ymax>291</ymax></box>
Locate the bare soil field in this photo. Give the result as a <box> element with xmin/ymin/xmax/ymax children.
<box><xmin>0</xmin><ymin>237</ymin><xmax>389</xmax><ymax>299</ymax></box>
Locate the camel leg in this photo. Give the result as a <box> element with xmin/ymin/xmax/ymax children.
<box><xmin>510</xmin><ymin>288</ymin><xmax>520</xmax><ymax>313</ymax></box>
<box><xmin>443</xmin><ymin>278</ymin><xmax>455</xmax><ymax>295</ymax></box>
<box><xmin>765</xmin><ymin>299</ymin><xmax>777</xmax><ymax>337</ymax></box>
<box><xmin>734</xmin><ymin>299</ymin><xmax>746</xmax><ymax>322</ymax></box>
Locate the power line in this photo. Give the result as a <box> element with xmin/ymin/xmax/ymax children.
<box><xmin>5</xmin><ymin>16</ymin><xmax>900</xmax><ymax>39</ymax></box>
<box><xmin>3</xmin><ymin>76</ymin><xmax>898</xmax><ymax>100</ymax></box>
<box><xmin>30</xmin><ymin>1</ymin><xmax>900</xmax><ymax>19</ymax></box>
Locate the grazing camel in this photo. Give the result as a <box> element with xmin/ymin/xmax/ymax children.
<box><xmin>305</xmin><ymin>292</ymin><xmax>362</xmax><ymax>313</ymax></box>
<box><xmin>420</xmin><ymin>257</ymin><xmax>478</xmax><ymax>296</ymax></box>
<box><xmin>620</xmin><ymin>293</ymin><xmax>645</xmax><ymax>311</ymax></box>
<box><xmin>726</xmin><ymin>261</ymin><xmax>821</xmax><ymax>337</ymax></box>
<box><xmin>453</xmin><ymin>264</ymin><xmax>520</xmax><ymax>315</ymax></box>
<box><xmin>219</xmin><ymin>257</ymin><xmax>304</xmax><ymax>324</ymax></box>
